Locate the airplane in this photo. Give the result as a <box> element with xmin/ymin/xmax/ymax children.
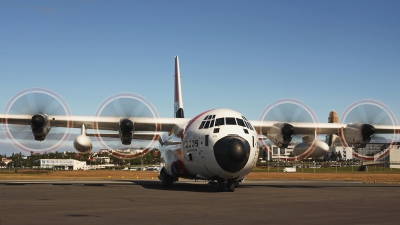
<box><xmin>1</xmin><ymin>56</ymin><xmax>399</xmax><ymax>192</ymax></box>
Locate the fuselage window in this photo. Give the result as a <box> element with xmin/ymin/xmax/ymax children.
<box><xmin>236</xmin><ymin>118</ymin><xmax>245</xmax><ymax>127</ymax></box>
<box><xmin>226</xmin><ymin>117</ymin><xmax>236</xmax><ymax>125</ymax></box>
<box><xmin>213</xmin><ymin>128</ymin><xmax>220</xmax><ymax>133</ymax></box>
<box><xmin>204</xmin><ymin>120</ymin><xmax>211</xmax><ymax>129</ymax></box>
<box><xmin>215</xmin><ymin>118</ymin><xmax>225</xmax><ymax>126</ymax></box>
<box><xmin>209</xmin><ymin>120</ymin><xmax>214</xmax><ymax>128</ymax></box>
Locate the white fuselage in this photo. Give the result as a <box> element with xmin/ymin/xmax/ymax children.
<box><xmin>160</xmin><ymin>108</ymin><xmax>259</xmax><ymax>181</ymax></box>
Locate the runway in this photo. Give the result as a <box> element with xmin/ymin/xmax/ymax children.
<box><xmin>1</xmin><ymin>180</ymin><xmax>400</xmax><ymax>225</ymax></box>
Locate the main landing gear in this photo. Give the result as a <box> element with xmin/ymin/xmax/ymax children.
<box><xmin>216</xmin><ymin>179</ymin><xmax>240</xmax><ymax>192</ymax></box>
<box><xmin>159</xmin><ymin>169</ymin><xmax>176</xmax><ymax>188</ymax></box>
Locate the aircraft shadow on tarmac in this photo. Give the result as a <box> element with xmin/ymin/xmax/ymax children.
<box><xmin>129</xmin><ymin>180</ymin><xmax>226</xmax><ymax>193</ymax></box>
<box><xmin>127</xmin><ymin>180</ymin><xmax>326</xmax><ymax>192</ymax></box>
<box><xmin>125</xmin><ymin>180</ymin><xmax>400</xmax><ymax>192</ymax></box>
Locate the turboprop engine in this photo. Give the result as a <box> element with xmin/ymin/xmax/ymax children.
<box><xmin>30</xmin><ymin>114</ymin><xmax>51</xmax><ymax>141</ymax></box>
<box><xmin>266</xmin><ymin>123</ymin><xmax>295</xmax><ymax>148</ymax></box>
<box><xmin>342</xmin><ymin>123</ymin><xmax>375</xmax><ymax>148</ymax></box>
<box><xmin>119</xmin><ymin>118</ymin><xmax>134</xmax><ymax>145</ymax></box>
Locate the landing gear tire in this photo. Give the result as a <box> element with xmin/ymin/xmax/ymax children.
<box><xmin>217</xmin><ymin>179</ymin><xmax>225</xmax><ymax>192</ymax></box>
<box><xmin>160</xmin><ymin>170</ymin><xmax>173</xmax><ymax>188</ymax></box>
<box><xmin>234</xmin><ymin>180</ymin><xmax>240</xmax><ymax>188</ymax></box>
<box><xmin>227</xmin><ymin>180</ymin><xmax>235</xmax><ymax>192</ymax></box>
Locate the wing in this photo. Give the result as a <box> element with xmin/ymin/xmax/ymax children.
<box><xmin>252</xmin><ymin>120</ymin><xmax>343</xmax><ymax>135</ymax></box>
<box><xmin>252</xmin><ymin>120</ymin><xmax>400</xmax><ymax>135</ymax></box>
<box><xmin>1</xmin><ymin>114</ymin><xmax>190</xmax><ymax>131</ymax></box>
<box><xmin>0</xmin><ymin>113</ymin><xmax>190</xmax><ymax>152</ymax></box>
<box><xmin>251</xmin><ymin>119</ymin><xmax>399</xmax><ymax>148</ymax></box>
<box><xmin>87</xmin><ymin>131</ymin><xmax>166</xmax><ymax>140</ymax></box>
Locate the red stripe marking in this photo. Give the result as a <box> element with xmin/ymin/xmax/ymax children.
<box><xmin>184</xmin><ymin>110</ymin><xmax>213</xmax><ymax>132</ymax></box>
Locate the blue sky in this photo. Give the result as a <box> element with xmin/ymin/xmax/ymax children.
<box><xmin>1</xmin><ymin>0</ymin><xmax>399</xmax><ymax>155</ymax></box>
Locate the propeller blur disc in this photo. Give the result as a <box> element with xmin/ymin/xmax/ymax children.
<box><xmin>3</xmin><ymin>88</ymin><xmax>71</xmax><ymax>154</ymax></box>
<box><xmin>94</xmin><ymin>93</ymin><xmax>160</xmax><ymax>159</ymax></box>
<box><xmin>258</xmin><ymin>99</ymin><xmax>319</xmax><ymax>161</ymax></box>
<box><xmin>340</xmin><ymin>99</ymin><xmax>398</xmax><ymax>160</ymax></box>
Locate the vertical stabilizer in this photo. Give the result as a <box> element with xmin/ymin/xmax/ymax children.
<box><xmin>174</xmin><ymin>56</ymin><xmax>184</xmax><ymax>118</ymax></box>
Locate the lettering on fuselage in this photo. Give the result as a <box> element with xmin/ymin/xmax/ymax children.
<box><xmin>184</xmin><ymin>139</ymin><xmax>199</xmax><ymax>148</ymax></box>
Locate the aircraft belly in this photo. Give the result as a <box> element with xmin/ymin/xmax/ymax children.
<box><xmin>200</xmin><ymin>147</ymin><xmax>221</xmax><ymax>179</ymax></box>
<box><xmin>180</xmin><ymin>146</ymin><xmax>219</xmax><ymax>180</ymax></box>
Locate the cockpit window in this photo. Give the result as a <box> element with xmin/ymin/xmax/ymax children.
<box><xmin>199</xmin><ymin>114</ymin><xmax>253</xmax><ymax>130</ymax></box>
<box><xmin>198</xmin><ymin>121</ymin><xmax>206</xmax><ymax>129</ymax></box>
<box><xmin>199</xmin><ymin>115</ymin><xmax>217</xmax><ymax>129</ymax></box>
<box><xmin>226</xmin><ymin>117</ymin><xmax>236</xmax><ymax>125</ymax></box>
<box><xmin>236</xmin><ymin>118</ymin><xmax>245</xmax><ymax>127</ymax></box>
<box><xmin>215</xmin><ymin>118</ymin><xmax>224</xmax><ymax>126</ymax></box>
<box><xmin>246</xmin><ymin>121</ymin><xmax>254</xmax><ymax>130</ymax></box>
<box><xmin>241</xmin><ymin>115</ymin><xmax>254</xmax><ymax>130</ymax></box>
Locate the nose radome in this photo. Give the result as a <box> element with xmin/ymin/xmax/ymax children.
<box><xmin>213</xmin><ymin>135</ymin><xmax>250</xmax><ymax>173</ymax></box>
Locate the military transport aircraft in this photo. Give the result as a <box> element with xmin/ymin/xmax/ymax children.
<box><xmin>1</xmin><ymin>56</ymin><xmax>399</xmax><ymax>192</ymax></box>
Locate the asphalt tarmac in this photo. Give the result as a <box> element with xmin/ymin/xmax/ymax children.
<box><xmin>1</xmin><ymin>180</ymin><xmax>399</xmax><ymax>225</ymax></box>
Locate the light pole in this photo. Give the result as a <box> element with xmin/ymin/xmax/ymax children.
<box><xmin>312</xmin><ymin>160</ymin><xmax>314</xmax><ymax>173</ymax></box>
<box><xmin>336</xmin><ymin>162</ymin><xmax>338</xmax><ymax>173</ymax></box>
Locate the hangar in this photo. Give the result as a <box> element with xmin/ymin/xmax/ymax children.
<box><xmin>40</xmin><ymin>159</ymin><xmax>87</xmax><ymax>170</ymax></box>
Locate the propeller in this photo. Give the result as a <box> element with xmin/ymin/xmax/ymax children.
<box><xmin>94</xmin><ymin>93</ymin><xmax>160</xmax><ymax>159</ymax></box>
<box><xmin>3</xmin><ymin>88</ymin><xmax>71</xmax><ymax>154</ymax></box>
<box><xmin>340</xmin><ymin>99</ymin><xmax>398</xmax><ymax>160</ymax></box>
<box><xmin>258</xmin><ymin>99</ymin><xmax>319</xmax><ymax>160</ymax></box>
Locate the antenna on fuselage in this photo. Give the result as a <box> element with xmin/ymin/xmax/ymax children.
<box><xmin>174</xmin><ymin>56</ymin><xmax>184</xmax><ymax>118</ymax></box>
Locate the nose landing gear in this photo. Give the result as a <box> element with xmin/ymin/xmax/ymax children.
<box><xmin>216</xmin><ymin>178</ymin><xmax>240</xmax><ymax>192</ymax></box>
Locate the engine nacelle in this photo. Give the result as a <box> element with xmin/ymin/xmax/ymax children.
<box><xmin>119</xmin><ymin>118</ymin><xmax>134</xmax><ymax>145</ymax></box>
<box><xmin>30</xmin><ymin>114</ymin><xmax>51</xmax><ymax>141</ymax></box>
<box><xmin>266</xmin><ymin>123</ymin><xmax>295</xmax><ymax>148</ymax></box>
<box><xmin>293</xmin><ymin>141</ymin><xmax>329</xmax><ymax>158</ymax></box>
<box><xmin>73</xmin><ymin>135</ymin><xmax>93</xmax><ymax>154</ymax></box>
<box><xmin>342</xmin><ymin>123</ymin><xmax>375</xmax><ymax>148</ymax></box>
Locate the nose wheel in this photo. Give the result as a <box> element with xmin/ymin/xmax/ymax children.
<box><xmin>217</xmin><ymin>179</ymin><xmax>225</xmax><ymax>192</ymax></box>
<box><xmin>216</xmin><ymin>179</ymin><xmax>239</xmax><ymax>192</ymax></box>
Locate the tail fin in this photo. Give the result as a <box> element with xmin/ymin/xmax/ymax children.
<box><xmin>174</xmin><ymin>56</ymin><xmax>184</xmax><ymax>118</ymax></box>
